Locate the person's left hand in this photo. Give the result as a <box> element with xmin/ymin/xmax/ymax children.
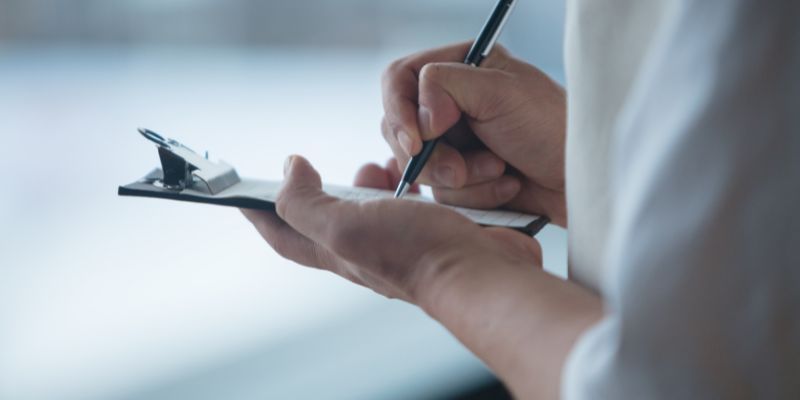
<box><xmin>241</xmin><ymin>155</ymin><xmax>542</xmax><ymax>305</ymax></box>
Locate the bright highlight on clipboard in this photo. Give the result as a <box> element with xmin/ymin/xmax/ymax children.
<box><xmin>118</xmin><ymin>129</ymin><xmax>549</xmax><ymax>236</ymax></box>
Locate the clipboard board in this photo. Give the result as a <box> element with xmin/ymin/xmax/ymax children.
<box><xmin>118</xmin><ymin>129</ymin><xmax>549</xmax><ymax>236</ymax></box>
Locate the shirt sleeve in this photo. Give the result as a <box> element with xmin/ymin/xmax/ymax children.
<box><xmin>562</xmin><ymin>1</ymin><xmax>800</xmax><ymax>398</ymax></box>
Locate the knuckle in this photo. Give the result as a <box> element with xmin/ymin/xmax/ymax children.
<box><xmin>432</xmin><ymin>188</ymin><xmax>457</xmax><ymax>205</ymax></box>
<box><xmin>418</xmin><ymin>63</ymin><xmax>440</xmax><ymax>83</ymax></box>
<box><xmin>413</xmin><ymin>168</ymin><xmax>434</xmax><ymax>187</ymax></box>
<box><xmin>478</xmin><ymin>71</ymin><xmax>518</xmax><ymax>117</ymax></box>
<box><xmin>382</xmin><ymin>58</ymin><xmax>408</xmax><ymax>83</ymax></box>
<box><xmin>380</xmin><ymin>117</ymin><xmax>395</xmax><ymax>141</ymax></box>
<box><xmin>381</xmin><ymin>119</ymin><xmax>410</xmax><ymax>161</ymax></box>
<box><xmin>431</xmin><ymin>188</ymin><xmax>448</xmax><ymax>203</ymax></box>
<box><xmin>381</xmin><ymin>117</ymin><xmax>403</xmax><ymax>143</ymax></box>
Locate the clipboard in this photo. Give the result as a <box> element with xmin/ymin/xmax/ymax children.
<box><xmin>118</xmin><ymin>129</ymin><xmax>549</xmax><ymax>236</ymax></box>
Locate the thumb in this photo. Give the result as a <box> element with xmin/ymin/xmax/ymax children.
<box><xmin>276</xmin><ymin>155</ymin><xmax>350</xmax><ymax>239</ymax></box>
<box><xmin>276</xmin><ymin>155</ymin><xmax>322</xmax><ymax>205</ymax></box>
<box><xmin>276</xmin><ymin>156</ymin><xmax>376</xmax><ymax>262</ymax></box>
<box><xmin>417</xmin><ymin>62</ymin><xmax>515</xmax><ymax>140</ymax></box>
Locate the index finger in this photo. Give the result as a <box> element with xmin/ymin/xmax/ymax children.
<box><xmin>380</xmin><ymin>42</ymin><xmax>473</xmax><ymax>153</ymax></box>
<box><xmin>381</xmin><ymin>42</ymin><xmax>513</xmax><ymax>155</ymax></box>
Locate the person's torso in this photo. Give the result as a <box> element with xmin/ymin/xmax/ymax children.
<box><xmin>564</xmin><ymin>0</ymin><xmax>672</xmax><ymax>292</ymax></box>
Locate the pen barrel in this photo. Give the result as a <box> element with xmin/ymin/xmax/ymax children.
<box><xmin>464</xmin><ymin>0</ymin><xmax>516</xmax><ymax>65</ymax></box>
<box><xmin>401</xmin><ymin>137</ymin><xmax>441</xmax><ymax>184</ymax></box>
<box><xmin>395</xmin><ymin>0</ymin><xmax>517</xmax><ymax>196</ymax></box>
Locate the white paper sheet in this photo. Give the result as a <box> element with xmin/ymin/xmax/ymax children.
<box><xmin>194</xmin><ymin>179</ymin><xmax>540</xmax><ymax>228</ymax></box>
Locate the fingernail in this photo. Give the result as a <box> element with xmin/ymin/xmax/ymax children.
<box><xmin>417</xmin><ymin>106</ymin><xmax>432</xmax><ymax>135</ymax></box>
<box><xmin>435</xmin><ymin>165</ymin><xmax>456</xmax><ymax>187</ymax></box>
<box><xmin>496</xmin><ymin>178</ymin><xmax>520</xmax><ymax>200</ymax></box>
<box><xmin>284</xmin><ymin>155</ymin><xmax>295</xmax><ymax>176</ymax></box>
<box><xmin>398</xmin><ymin>130</ymin><xmax>414</xmax><ymax>155</ymax></box>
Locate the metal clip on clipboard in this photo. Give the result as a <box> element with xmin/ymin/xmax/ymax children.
<box><xmin>118</xmin><ymin>128</ymin><xmax>280</xmax><ymax>211</ymax></box>
<box><xmin>138</xmin><ymin>128</ymin><xmax>240</xmax><ymax>195</ymax></box>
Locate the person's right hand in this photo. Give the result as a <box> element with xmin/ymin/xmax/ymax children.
<box><xmin>381</xmin><ymin>42</ymin><xmax>568</xmax><ymax>227</ymax></box>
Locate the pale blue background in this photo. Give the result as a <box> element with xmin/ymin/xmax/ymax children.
<box><xmin>0</xmin><ymin>1</ymin><xmax>566</xmax><ymax>399</ymax></box>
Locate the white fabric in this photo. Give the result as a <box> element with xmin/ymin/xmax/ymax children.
<box><xmin>562</xmin><ymin>0</ymin><xmax>800</xmax><ymax>398</ymax></box>
<box><xmin>564</xmin><ymin>0</ymin><xmax>672</xmax><ymax>292</ymax></box>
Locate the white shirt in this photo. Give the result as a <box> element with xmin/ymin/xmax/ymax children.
<box><xmin>562</xmin><ymin>0</ymin><xmax>800</xmax><ymax>398</ymax></box>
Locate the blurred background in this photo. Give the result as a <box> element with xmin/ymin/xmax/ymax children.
<box><xmin>0</xmin><ymin>1</ymin><xmax>566</xmax><ymax>399</ymax></box>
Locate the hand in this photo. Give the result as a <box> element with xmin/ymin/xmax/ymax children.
<box><xmin>382</xmin><ymin>42</ymin><xmax>568</xmax><ymax>226</ymax></box>
<box><xmin>241</xmin><ymin>155</ymin><xmax>542</xmax><ymax>305</ymax></box>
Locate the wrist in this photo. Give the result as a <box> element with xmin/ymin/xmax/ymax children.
<box><xmin>410</xmin><ymin>241</ymin><xmax>474</xmax><ymax>314</ymax></box>
<box><xmin>412</xmin><ymin>247</ymin><xmax>603</xmax><ymax>399</ymax></box>
<box><xmin>412</xmin><ymin>242</ymin><xmax>530</xmax><ymax>318</ymax></box>
<box><xmin>407</xmin><ymin>234</ymin><xmax>491</xmax><ymax>314</ymax></box>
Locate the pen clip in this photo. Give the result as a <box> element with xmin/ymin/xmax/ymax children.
<box><xmin>138</xmin><ymin>128</ymin><xmax>240</xmax><ymax>194</ymax></box>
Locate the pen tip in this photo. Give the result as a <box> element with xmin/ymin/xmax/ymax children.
<box><xmin>394</xmin><ymin>182</ymin><xmax>410</xmax><ymax>199</ymax></box>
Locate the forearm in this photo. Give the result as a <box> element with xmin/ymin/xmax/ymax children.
<box><xmin>419</xmin><ymin>257</ymin><xmax>601</xmax><ymax>399</ymax></box>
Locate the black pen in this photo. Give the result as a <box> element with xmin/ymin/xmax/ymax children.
<box><xmin>394</xmin><ymin>0</ymin><xmax>518</xmax><ymax>198</ymax></box>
